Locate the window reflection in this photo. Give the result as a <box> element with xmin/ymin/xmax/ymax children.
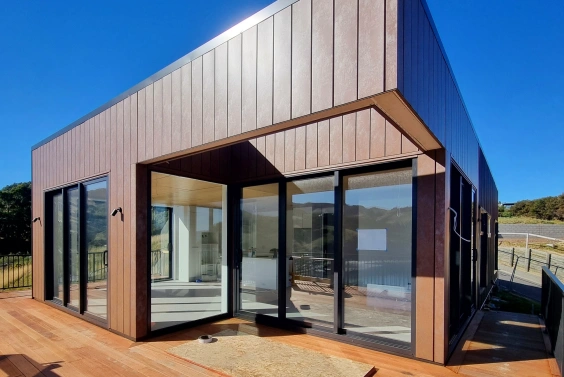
<box><xmin>343</xmin><ymin>168</ymin><xmax>412</xmax><ymax>347</ymax></box>
<box><xmin>240</xmin><ymin>183</ymin><xmax>279</xmax><ymax>317</ymax></box>
<box><xmin>150</xmin><ymin>172</ymin><xmax>228</xmax><ymax>331</ymax></box>
<box><xmin>286</xmin><ymin>176</ymin><xmax>334</xmax><ymax>327</ymax></box>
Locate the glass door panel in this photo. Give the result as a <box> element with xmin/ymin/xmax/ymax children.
<box><xmin>286</xmin><ymin>176</ymin><xmax>334</xmax><ymax>327</ymax></box>
<box><xmin>342</xmin><ymin>168</ymin><xmax>413</xmax><ymax>347</ymax></box>
<box><xmin>52</xmin><ymin>193</ymin><xmax>64</xmax><ymax>302</ymax></box>
<box><xmin>85</xmin><ymin>181</ymin><xmax>108</xmax><ymax>319</ymax></box>
<box><xmin>149</xmin><ymin>172</ymin><xmax>228</xmax><ymax>331</ymax></box>
<box><xmin>150</xmin><ymin>207</ymin><xmax>172</xmax><ymax>281</ymax></box>
<box><xmin>240</xmin><ymin>183</ymin><xmax>279</xmax><ymax>317</ymax></box>
<box><xmin>67</xmin><ymin>188</ymin><xmax>80</xmax><ymax>308</ymax></box>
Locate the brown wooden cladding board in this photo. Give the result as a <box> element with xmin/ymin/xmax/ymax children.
<box><xmin>32</xmin><ymin>0</ymin><xmax>396</xmax><ymax>339</ymax></box>
<box><xmin>152</xmin><ymin>108</ymin><xmax>420</xmax><ymax>184</ymax></box>
<box><xmin>30</xmin><ymin>0</ymin><xmax>497</xmax><ymax>351</ymax></box>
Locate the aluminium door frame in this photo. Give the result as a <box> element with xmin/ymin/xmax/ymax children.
<box><xmin>233</xmin><ymin>158</ymin><xmax>417</xmax><ymax>354</ymax></box>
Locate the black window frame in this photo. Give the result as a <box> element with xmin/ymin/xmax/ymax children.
<box><xmin>44</xmin><ymin>176</ymin><xmax>109</xmax><ymax>326</ymax></box>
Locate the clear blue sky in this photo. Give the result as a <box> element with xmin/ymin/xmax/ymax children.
<box><xmin>0</xmin><ymin>1</ymin><xmax>562</xmax><ymax>204</ymax></box>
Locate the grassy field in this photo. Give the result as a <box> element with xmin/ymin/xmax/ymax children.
<box><xmin>498</xmin><ymin>216</ymin><xmax>564</xmax><ymax>225</ymax></box>
<box><xmin>1</xmin><ymin>256</ymin><xmax>32</xmax><ymax>290</ymax></box>
<box><xmin>490</xmin><ymin>288</ymin><xmax>540</xmax><ymax>315</ymax></box>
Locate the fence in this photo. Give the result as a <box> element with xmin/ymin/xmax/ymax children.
<box><xmin>1</xmin><ymin>254</ymin><xmax>32</xmax><ymax>290</ymax></box>
<box><xmin>151</xmin><ymin>250</ymin><xmax>171</xmax><ymax>280</ymax></box>
<box><xmin>498</xmin><ymin>247</ymin><xmax>564</xmax><ymax>281</ymax></box>
<box><xmin>541</xmin><ymin>266</ymin><xmax>564</xmax><ymax>375</ymax></box>
<box><xmin>291</xmin><ymin>255</ymin><xmax>411</xmax><ymax>292</ymax></box>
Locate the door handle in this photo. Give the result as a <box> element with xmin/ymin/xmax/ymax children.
<box><xmin>103</xmin><ymin>250</ymin><xmax>108</xmax><ymax>266</ymax></box>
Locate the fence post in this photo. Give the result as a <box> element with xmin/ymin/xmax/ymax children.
<box><xmin>527</xmin><ymin>249</ymin><xmax>532</xmax><ymax>272</ymax></box>
<box><xmin>547</xmin><ymin>252</ymin><xmax>552</xmax><ymax>269</ymax></box>
<box><xmin>511</xmin><ymin>248</ymin><xmax>515</xmax><ymax>267</ymax></box>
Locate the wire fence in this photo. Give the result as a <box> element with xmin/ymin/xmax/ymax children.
<box><xmin>498</xmin><ymin>246</ymin><xmax>564</xmax><ymax>281</ymax></box>
<box><xmin>1</xmin><ymin>254</ymin><xmax>32</xmax><ymax>290</ymax></box>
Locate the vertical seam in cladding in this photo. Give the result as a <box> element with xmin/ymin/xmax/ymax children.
<box><xmin>332</xmin><ymin>0</ymin><xmax>335</xmax><ymax>109</ymax></box>
<box><xmin>240</xmin><ymin>34</ymin><xmax>243</xmax><ymax>135</ymax></box>
<box><xmin>356</xmin><ymin>0</ymin><xmax>359</xmax><ymax>100</ymax></box>
<box><xmin>218</xmin><ymin>47</ymin><xmax>220</xmax><ymax>140</ymax></box>
<box><xmin>383</xmin><ymin>0</ymin><xmax>386</xmax><ymax>92</ymax></box>
<box><xmin>255</xmin><ymin>24</ymin><xmax>258</xmax><ymax>131</ymax></box>
<box><xmin>272</xmin><ymin>15</ymin><xmax>275</xmax><ymax>127</ymax></box>
<box><xmin>309</xmin><ymin>0</ymin><xmax>313</xmax><ymax>115</ymax></box>
<box><xmin>290</xmin><ymin>5</ymin><xmax>293</xmax><ymax>122</ymax></box>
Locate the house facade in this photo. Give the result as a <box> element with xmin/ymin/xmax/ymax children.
<box><xmin>31</xmin><ymin>0</ymin><xmax>498</xmax><ymax>364</ymax></box>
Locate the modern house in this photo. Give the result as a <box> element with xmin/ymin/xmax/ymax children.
<box><xmin>31</xmin><ymin>0</ymin><xmax>498</xmax><ymax>364</ymax></box>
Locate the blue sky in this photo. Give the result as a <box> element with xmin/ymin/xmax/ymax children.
<box><xmin>0</xmin><ymin>1</ymin><xmax>562</xmax><ymax>203</ymax></box>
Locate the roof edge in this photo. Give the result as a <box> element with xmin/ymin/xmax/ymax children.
<box><xmin>32</xmin><ymin>0</ymin><xmax>299</xmax><ymax>151</ymax></box>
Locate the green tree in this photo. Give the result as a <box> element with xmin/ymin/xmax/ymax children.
<box><xmin>0</xmin><ymin>182</ymin><xmax>32</xmax><ymax>255</ymax></box>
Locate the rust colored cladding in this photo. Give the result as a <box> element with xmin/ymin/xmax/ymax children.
<box><xmin>30</xmin><ymin>0</ymin><xmax>497</xmax><ymax>361</ymax></box>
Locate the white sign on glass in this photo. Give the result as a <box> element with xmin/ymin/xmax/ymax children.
<box><xmin>357</xmin><ymin>229</ymin><xmax>387</xmax><ymax>251</ymax></box>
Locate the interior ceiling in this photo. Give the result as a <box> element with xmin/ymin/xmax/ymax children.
<box><xmin>151</xmin><ymin>172</ymin><xmax>224</xmax><ymax>208</ymax></box>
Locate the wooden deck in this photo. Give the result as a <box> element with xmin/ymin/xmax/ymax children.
<box><xmin>0</xmin><ymin>291</ymin><xmax>557</xmax><ymax>377</ymax></box>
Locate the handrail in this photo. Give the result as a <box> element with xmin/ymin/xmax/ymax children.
<box><xmin>542</xmin><ymin>266</ymin><xmax>564</xmax><ymax>293</ymax></box>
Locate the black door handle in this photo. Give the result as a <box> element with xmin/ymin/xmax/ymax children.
<box><xmin>103</xmin><ymin>250</ymin><xmax>108</xmax><ymax>266</ymax></box>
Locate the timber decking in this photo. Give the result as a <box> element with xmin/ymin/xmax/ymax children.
<box><xmin>0</xmin><ymin>291</ymin><xmax>556</xmax><ymax>377</ymax></box>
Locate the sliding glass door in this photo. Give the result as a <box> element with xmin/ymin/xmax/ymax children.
<box><xmin>286</xmin><ymin>176</ymin><xmax>334</xmax><ymax>327</ymax></box>
<box><xmin>239</xmin><ymin>183</ymin><xmax>279</xmax><ymax>317</ymax></box>
<box><xmin>342</xmin><ymin>168</ymin><xmax>413</xmax><ymax>346</ymax></box>
<box><xmin>235</xmin><ymin>164</ymin><xmax>414</xmax><ymax>350</ymax></box>
<box><xmin>52</xmin><ymin>193</ymin><xmax>64</xmax><ymax>303</ymax></box>
<box><xmin>149</xmin><ymin>172</ymin><xmax>228</xmax><ymax>331</ymax></box>
<box><xmin>47</xmin><ymin>178</ymin><xmax>109</xmax><ymax>322</ymax></box>
<box><xmin>84</xmin><ymin>180</ymin><xmax>109</xmax><ymax>319</ymax></box>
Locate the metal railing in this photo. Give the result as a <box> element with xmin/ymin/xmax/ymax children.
<box><xmin>151</xmin><ymin>250</ymin><xmax>171</xmax><ymax>280</ymax></box>
<box><xmin>1</xmin><ymin>254</ymin><xmax>32</xmax><ymax>290</ymax></box>
<box><xmin>292</xmin><ymin>255</ymin><xmax>334</xmax><ymax>281</ymax></box>
<box><xmin>87</xmin><ymin>251</ymin><xmax>108</xmax><ymax>282</ymax></box>
<box><xmin>541</xmin><ymin>266</ymin><xmax>564</xmax><ymax>375</ymax></box>
<box><xmin>498</xmin><ymin>247</ymin><xmax>564</xmax><ymax>281</ymax></box>
<box><xmin>290</xmin><ymin>254</ymin><xmax>411</xmax><ymax>291</ymax></box>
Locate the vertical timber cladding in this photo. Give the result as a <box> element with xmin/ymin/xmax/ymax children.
<box><xmin>400</xmin><ymin>0</ymin><xmax>498</xmax><ymax>363</ymax></box>
<box><xmin>31</xmin><ymin>0</ymin><xmax>416</xmax><ymax>340</ymax></box>
<box><xmin>154</xmin><ymin>109</ymin><xmax>420</xmax><ymax>182</ymax></box>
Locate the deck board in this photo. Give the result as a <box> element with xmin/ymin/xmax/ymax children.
<box><xmin>0</xmin><ymin>292</ymin><xmax>556</xmax><ymax>377</ymax></box>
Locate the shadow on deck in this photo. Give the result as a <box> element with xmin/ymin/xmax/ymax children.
<box><xmin>0</xmin><ymin>289</ymin><xmax>558</xmax><ymax>377</ymax></box>
<box><xmin>448</xmin><ymin>310</ymin><xmax>559</xmax><ymax>376</ymax></box>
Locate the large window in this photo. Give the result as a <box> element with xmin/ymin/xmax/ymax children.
<box><xmin>286</xmin><ymin>176</ymin><xmax>334</xmax><ymax>327</ymax></box>
<box><xmin>46</xmin><ymin>178</ymin><xmax>108</xmax><ymax>322</ymax></box>
<box><xmin>239</xmin><ymin>183</ymin><xmax>279</xmax><ymax>317</ymax></box>
<box><xmin>342</xmin><ymin>168</ymin><xmax>413</xmax><ymax>346</ymax></box>
<box><xmin>150</xmin><ymin>172</ymin><xmax>228</xmax><ymax>331</ymax></box>
<box><xmin>84</xmin><ymin>181</ymin><xmax>109</xmax><ymax>319</ymax></box>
